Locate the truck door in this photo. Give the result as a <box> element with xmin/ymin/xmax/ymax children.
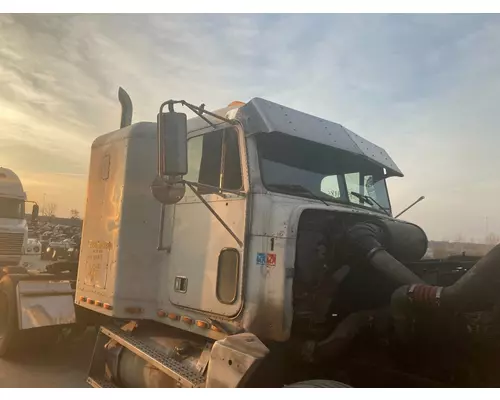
<box><xmin>165</xmin><ymin>126</ymin><xmax>247</xmax><ymax>318</ymax></box>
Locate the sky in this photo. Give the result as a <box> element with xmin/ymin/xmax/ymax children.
<box><xmin>0</xmin><ymin>13</ymin><xmax>499</xmax><ymax>242</ymax></box>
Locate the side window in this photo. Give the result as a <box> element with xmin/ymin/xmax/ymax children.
<box><xmin>185</xmin><ymin>128</ymin><xmax>242</xmax><ymax>195</ymax></box>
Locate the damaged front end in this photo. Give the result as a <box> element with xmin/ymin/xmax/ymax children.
<box><xmin>288</xmin><ymin>209</ymin><xmax>500</xmax><ymax>387</ymax></box>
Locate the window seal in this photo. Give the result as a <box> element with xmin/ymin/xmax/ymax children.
<box><xmin>215</xmin><ymin>247</ymin><xmax>240</xmax><ymax>305</ymax></box>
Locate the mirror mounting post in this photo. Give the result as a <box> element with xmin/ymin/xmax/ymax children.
<box><xmin>25</xmin><ymin>200</ymin><xmax>39</xmax><ymax>223</ymax></box>
<box><xmin>184</xmin><ymin>181</ymin><xmax>243</xmax><ymax>248</ymax></box>
<box><xmin>152</xmin><ymin>98</ymin><xmax>243</xmax><ymax>249</ymax></box>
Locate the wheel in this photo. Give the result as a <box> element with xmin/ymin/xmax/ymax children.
<box><xmin>284</xmin><ymin>379</ymin><xmax>352</xmax><ymax>388</ymax></box>
<box><xmin>0</xmin><ymin>275</ymin><xmax>60</xmax><ymax>358</ymax></box>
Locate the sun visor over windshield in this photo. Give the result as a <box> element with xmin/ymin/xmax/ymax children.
<box><xmin>236</xmin><ymin>98</ymin><xmax>403</xmax><ymax>178</ymax></box>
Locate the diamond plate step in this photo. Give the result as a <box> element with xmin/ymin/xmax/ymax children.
<box><xmin>87</xmin><ymin>376</ymin><xmax>117</xmax><ymax>388</ymax></box>
<box><xmin>101</xmin><ymin>324</ymin><xmax>206</xmax><ymax>388</ymax></box>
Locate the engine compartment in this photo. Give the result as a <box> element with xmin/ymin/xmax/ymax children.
<box><xmin>287</xmin><ymin>209</ymin><xmax>500</xmax><ymax>387</ymax></box>
<box><xmin>292</xmin><ymin>210</ymin><xmax>427</xmax><ymax>338</ymax></box>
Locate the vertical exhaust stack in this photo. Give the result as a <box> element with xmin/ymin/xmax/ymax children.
<box><xmin>118</xmin><ymin>87</ymin><xmax>133</xmax><ymax>128</ymax></box>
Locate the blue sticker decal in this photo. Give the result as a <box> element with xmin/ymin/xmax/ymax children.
<box><xmin>256</xmin><ymin>252</ymin><xmax>266</xmax><ymax>265</ymax></box>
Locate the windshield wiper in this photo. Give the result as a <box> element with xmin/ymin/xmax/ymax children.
<box><xmin>350</xmin><ymin>191</ymin><xmax>390</xmax><ymax>216</ymax></box>
<box><xmin>267</xmin><ymin>183</ymin><xmax>331</xmax><ymax>207</ymax></box>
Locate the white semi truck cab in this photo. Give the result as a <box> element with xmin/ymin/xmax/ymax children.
<box><xmin>76</xmin><ymin>89</ymin><xmax>500</xmax><ymax>388</ymax></box>
<box><xmin>0</xmin><ymin>168</ymin><xmax>29</xmax><ymax>267</ymax></box>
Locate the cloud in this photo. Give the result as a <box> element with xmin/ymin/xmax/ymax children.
<box><xmin>0</xmin><ymin>13</ymin><xmax>499</xmax><ymax>240</ymax></box>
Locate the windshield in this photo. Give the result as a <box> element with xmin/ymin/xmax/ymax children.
<box><xmin>0</xmin><ymin>197</ymin><xmax>25</xmax><ymax>219</ymax></box>
<box><xmin>255</xmin><ymin>132</ymin><xmax>391</xmax><ymax>213</ymax></box>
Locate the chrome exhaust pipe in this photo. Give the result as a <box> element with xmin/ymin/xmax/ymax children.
<box><xmin>118</xmin><ymin>86</ymin><xmax>133</xmax><ymax>128</ymax></box>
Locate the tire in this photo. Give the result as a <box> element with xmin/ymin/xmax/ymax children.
<box><xmin>0</xmin><ymin>275</ymin><xmax>60</xmax><ymax>358</ymax></box>
<box><xmin>284</xmin><ymin>379</ymin><xmax>352</xmax><ymax>388</ymax></box>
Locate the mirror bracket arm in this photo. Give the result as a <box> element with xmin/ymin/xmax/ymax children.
<box><xmin>183</xmin><ymin>180</ymin><xmax>245</xmax><ymax>198</ymax></box>
<box><xmin>159</xmin><ymin>100</ymin><xmax>237</xmax><ymax>129</ymax></box>
<box><xmin>184</xmin><ymin>181</ymin><xmax>243</xmax><ymax>248</ymax></box>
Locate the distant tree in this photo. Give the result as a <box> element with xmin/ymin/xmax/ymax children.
<box><xmin>70</xmin><ymin>209</ymin><xmax>80</xmax><ymax>220</ymax></box>
<box><xmin>485</xmin><ymin>233</ymin><xmax>500</xmax><ymax>245</ymax></box>
<box><xmin>41</xmin><ymin>202</ymin><xmax>57</xmax><ymax>218</ymax></box>
<box><xmin>454</xmin><ymin>233</ymin><xmax>464</xmax><ymax>243</ymax></box>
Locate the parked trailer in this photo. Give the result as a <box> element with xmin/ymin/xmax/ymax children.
<box><xmin>0</xmin><ymin>167</ymin><xmax>31</xmax><ymax>267</ymax></box>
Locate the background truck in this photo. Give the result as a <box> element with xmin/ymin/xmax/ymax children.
<box><xmin>0</xmin><ymin>168</ymin><xmax>95</xmax><ymax>356</ymax></box>
<box><xmin>0</xmin><ymin>167</ymin><xmax>31</xmax><ymax>267</ymax></box>
<box><xmin>69</xmin><ymin>88</ymin><xmax>500</xmax><ymax>388</ymax></box>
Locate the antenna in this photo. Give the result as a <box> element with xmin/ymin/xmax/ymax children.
<box><xmin>395</xmin><ymin>196</ymin><xmax>425</xmax><ymax>219</ymax></box>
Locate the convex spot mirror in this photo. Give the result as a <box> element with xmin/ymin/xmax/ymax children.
<box><xmin>157</xmin><ymin>109</ymin><xmax>188</xmax><ymax>177</ymax></box>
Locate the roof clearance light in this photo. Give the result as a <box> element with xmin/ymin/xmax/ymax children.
<box><xmin>228</xmin><ymin>101</ymin><xmax>245</xmax><ymax>107</ymax></box>
<box><xmin>196</xmin><ymin>320</ymin><xmax>209</xmax><ymax>329</ymax></box>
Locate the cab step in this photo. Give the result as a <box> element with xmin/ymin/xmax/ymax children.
<box><xmin>87</xmin><ymin>376</ymin><xmax>117</xmax><ymax>388</ymax></box>
<box><xmin>87</xmin><ymin>324</ymin><xmax>206</xmax><ymax>388</ymax></box>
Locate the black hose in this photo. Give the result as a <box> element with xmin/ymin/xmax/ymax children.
<box><xmin>393</xmin><ymin>243</ymin><xmax>500</xmax><ymax>313</ymax></box>
<box><xmin>346</xmin><ymin>222</ymin><xmax>385</xmax><ymax>259</ymax></box>
<box><xmin>370</xmin><ymin>250</ymin><xmax>424</xmax><ymax>286</ymax></box>
<box><xmin>346</xmin><ymin>222</ymin><xmax>424</xmax><ymax>285</ymax></box>
<box><xmin>441</xmin><ymin>243</ymin><xmax>500</xmax><ymax>310</ymax></box>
